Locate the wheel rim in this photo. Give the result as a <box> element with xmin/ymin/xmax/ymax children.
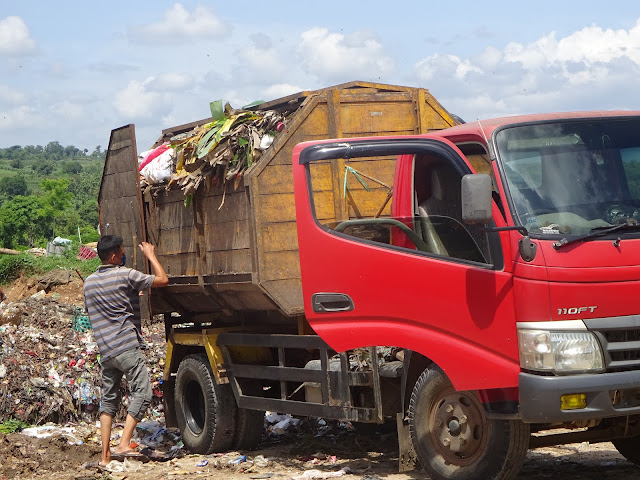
<box><xmin>428</xmin><ymin>387</ymin><xmax>488</xmax><ymax>466</ymax></box>
<box><xmin>183</xmin><ymin>379</ymin><xmax>206</xmax><ymax>435</ymax></box>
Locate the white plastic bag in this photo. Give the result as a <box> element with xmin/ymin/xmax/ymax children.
<box><xmin>140</xmin><ymin>149</ymin><xmax>174</xmax><ymax>184</ymax></box>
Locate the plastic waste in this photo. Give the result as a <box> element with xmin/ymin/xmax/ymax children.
<box><xmin>259</xmin><ymin>134</ymin><xmax>275</xmax><ymax>150</ymax></box>
<box><xmin>31</xmin><ymin>290</ymin><xmax>45</xmax><ymax>300</ymax></box>
<box><xmin>253</xmin><ymin>455</ymin><xmax>269</xmax><ymax>467</ymax></box>
<box><xmin>52</xmin><ymin>237</ymin><xmax>72</xmax><ymax>246</ymax></box>
<box><xmin>291</xmin><ymin>467</ymin><xmax>351</xmax><ymax>480</ymax></box>
<box><xmin>22</xmin><ymin>425</ymin><xmax>83</xmax><ymax>445</ymax></box>
<box><xmin>140</xmin><ymin>149</ymin><xmax>174</xmax><ymax>185</ymax></box>
<box><xmin>273</xmin><ymin>416</ymin><xmax>300</xmax><ymax>434</ymax></box>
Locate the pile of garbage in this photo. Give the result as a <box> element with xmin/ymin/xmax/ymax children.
<box><xmin>0</xmin><ymin>295</ymin><xmax>166</xmax><ymax>425</ymax></box>
<box><xmin>139</xmin><ymin>100</ymin><xmax>288</xmax><ymax>197</ymax></box>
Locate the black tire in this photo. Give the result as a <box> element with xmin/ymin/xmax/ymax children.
<box><xmin>233</xmin><ymin>408</ymin><xmax>265</xmax><ymax>450</ymax></box>
<box><xmin>612</xmin><ymin>435</ymin><xmax>640</xmax><ymax>465</ymax></box>
<box><xmin>174</xmin><ymin>354</ymin><xmax>236</xmax><ymax>454</ymax></box>
<box><xmin>409</xmin><ymin>365</ymin><xmax>529</xmax><ymax>480</ymax></box>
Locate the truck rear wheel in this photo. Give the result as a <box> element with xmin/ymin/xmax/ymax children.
<box><xmin>174</xmin><ymin>354</ymin><xmax>236</xmax><ymax>454</ymax></box>
<box><xmin>409</xmin><ymin>365</ymin><xmax>529</xmax><ymax>480</ymax></box>
<box><xmin>612</xmin><ymin>435</ymin><xmax>640</xmax><ymax>465</ymax></box>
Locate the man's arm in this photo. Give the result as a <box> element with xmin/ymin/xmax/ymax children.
<box><xmin>139</xmin><ymin>242</ymin><xmax>169</xmax><ymax>287</ymax></box>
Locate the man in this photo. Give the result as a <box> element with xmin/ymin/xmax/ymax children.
<box><xmin>83</xmin><ymin>235</ymin><xmax>168</xmax><ymax>466</ymax></box>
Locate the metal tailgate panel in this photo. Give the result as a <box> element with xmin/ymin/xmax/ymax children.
<box><xmin>98</xmin><ymin>124</ymin><xmax>150</xmax><ymax>317</ymax></box>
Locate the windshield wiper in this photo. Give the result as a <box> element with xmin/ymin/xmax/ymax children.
<box><xmin>553</xmin><ymin>222</ymin><xmax>640</xmax><ymax>250</ymax></box>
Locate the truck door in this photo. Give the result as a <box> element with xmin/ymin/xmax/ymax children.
<box><xmin>292</xmin><ymin>138</ymin><xmax>519</xmax><ymax>390</ymax></box>
<box><xmin>99</xmin><ymin>124</ymin><xmax>150</xmax><ymax>319</ymax></box>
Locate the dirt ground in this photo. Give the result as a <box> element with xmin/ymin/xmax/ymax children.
<box><xmin>0</xmin><ymin>427</ymin><xmax>638</xmax><ymax>480</ymax></box>
<box><xmin>1</xmin><ymin>276</ymin><xmax>639</xmax><ymax>480</ymax></box>
<box><xmin>3</xmin><ymin>275</ymin><xmax>85</xmax><ymax>305</ymax></box>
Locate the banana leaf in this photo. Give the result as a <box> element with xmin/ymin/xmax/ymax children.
<box><xmin>242</xmin><ymin>100</ymin><xmax>265</xmax><ymax>108</ymax></box>
<box><xmin>196</xmin><ymin>124</ymin><xmax>226</xmax><ymax>159</ymax></box>
<box><xmin>209</xmin><ymin>100</ymin><xmax>225</xmax><ymax>122</ymax></box>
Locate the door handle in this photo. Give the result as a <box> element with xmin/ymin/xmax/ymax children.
<box><xmin>311</xmin><ymin>293</ymin><xmax>354</xmax><ymax>313</ymax></box>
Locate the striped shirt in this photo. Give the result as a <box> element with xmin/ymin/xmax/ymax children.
<box><xmin>83</xmin><ymin>264</ymin><xmax>154</xmax><ymax>362</ymax></box>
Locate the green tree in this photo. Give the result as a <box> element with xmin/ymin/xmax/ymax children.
<box><xmin>0</xmin><ymin>195</ymin><xmax>47</xmax><ymax>247</ymax></box>
<box><xmin>63</xmin><ymin>145</ymin><xmax>81</xmax><ymax>158</ymax></box>
<box><xmin>44</xmin><ymin>141</ymin><xmax>64</xmax><ymax>160</ymax></box>
<box><xmin>62</xmin><ymin>161</ymin><xmax>82</xmax><ymax>174</ymax></box>
<box><xmin>55</xmin><ymin>208</ymin><xmax>81</xmax><ymax>238</ymax></box>
<box><xmin>1</xmin><ymin>146</ymin><xmax>22</xmax><ymax>159</ymax></box>
<box><xmin>0</xmin><ymin>175</ymin><xmax>30</xmax><ymax>199</ymax></box>
<box><xmin>32</xmin><ymin>160</ymin><xmax>54</xmax><ymax>175</ymax></box>
<box><xmin>24</xmin><ymin>145</ymin><xmax>42</xmax><ymax>154</ymax></box>
<box><xmin>78</xmin><ymin>200</ymin><xmax>99</xmax><ymax>228</ymax></box>
<box><xmin>39</xmin><ymin>178</ymin><xmax>74</xmax><ymax>238</ymax></box>
<box><xmin>78</xmin><ymin>225</ymin><xmax>100</xmax><ymax>243</ymax></box>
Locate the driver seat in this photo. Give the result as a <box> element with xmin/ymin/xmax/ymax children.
<box><xmin>416</xmin><ymin>205</ymin><xmax>448</xmax><ymax>256</ymax></box>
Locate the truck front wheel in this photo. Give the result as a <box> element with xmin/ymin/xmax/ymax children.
<box><xmin>174</xmin><ymin>354</ymin><xmax>236</xmax><ymax>454</ymax></box>
<box><xmin>409</xmin><ymin>365</ymin><xmax>529</xmax><ymax>480</ymax></box>
<box><xmin>612</xmin><ymin>435</ymin><xmax>640</xmax><ymax>465</ymax></box>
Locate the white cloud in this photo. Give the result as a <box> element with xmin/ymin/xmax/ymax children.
<box><xmin>237</xmin><ymin>34</ymin><xmax>286</xmax><ymax>82</ymax></box>
<box><xmin>298</xmin><ymin>27</ymin><xmax>394</xmax><ymax>81</ymax></box>
<box><xmin>148</xmin><ymin>72</ymin><xmax>194</xmax><ymax>91</ymax></box>
<box><xmin>414</xmin><ymin>18</ymin><xmax>640</xmax><ymax>120</ymax></box>
<box><xmin>113</xmin><ymin>78</ymin><xmax>169</xmax><ymax>119</ymax></box>
<box><xmin>130</xmin><ymin>3</ymin><xmax>229</xmax><ymax>45</ymax></box>
<box><xmin>262</xmin><ymin>83</ymin><xmax>304</xmax><ymax>99</ymax></box>
<box><xmin>47</xmin><ymin>61</ymin><xmax>68</xmax><ymax>78</ymax></box>
<box><xmin>0</xmin><ymin>16</ymin><xmax>36</xmax><ymax>56</ymax></box>
<box><xmin>0</xmin><ymin>105</ymin><xmax>44</xmax><ymax>130</ymax></box>
<box><xmin>0</xmin><ymin>84</ymin><xmax>26</xmax><ymax>104</ymax></box>
<box><xmin>415</xmin><ymin>54</ymin><xmax>481</xmax><ymax>81</ymax></box>
<box><xmin>50</xmin><ymin>101</ymin><xmax>84</xmax><ymax>120</ymax></box>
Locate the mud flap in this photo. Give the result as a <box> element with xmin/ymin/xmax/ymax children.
<box><xmin>397</xmin><ymin>412</ymin><xmax>418</xmax><ymax>472</ymax></box>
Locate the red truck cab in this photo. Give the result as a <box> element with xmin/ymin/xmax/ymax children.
<box><xmin>293</xmin><ymin>111</ymin><xmax>640</xmax><ymax>480</ymax></box>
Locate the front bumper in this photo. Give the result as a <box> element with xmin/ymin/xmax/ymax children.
<box><xmin>519</xmin><ymin>370</ymin><xmax>640</xmax><ymax>423</ymax></box>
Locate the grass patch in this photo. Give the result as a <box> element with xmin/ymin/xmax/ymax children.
<box><xmin>0</xmin><ymin>244</ymin><xmax>100</xmax><ymax>285</ymax></box>
<box><xmin>0</xmin><ymin>419</ymin><xmax>29</xmax><ymax>433</ymax></box>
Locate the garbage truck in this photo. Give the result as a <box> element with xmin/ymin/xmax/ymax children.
<box><xmin>100</xmin><ymin>82</ymin><xmax>640</xmax><ymax>480</ymax></box>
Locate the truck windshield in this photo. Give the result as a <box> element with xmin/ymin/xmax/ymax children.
<box><xmin>495</xmin><ymin>118</ymin><xmax>640</xmax><ymax>237</ymax></box>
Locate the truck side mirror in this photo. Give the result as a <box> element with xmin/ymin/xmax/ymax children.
<box><xmin>461</xmin><ymin>174</ymin><xmax>493</xmax><ymax>224</ymax></box>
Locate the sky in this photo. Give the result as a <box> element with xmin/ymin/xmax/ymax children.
<box><xmin>1</xmin><ymin>1</ymin><xmax>640</xmax><ymax>151</ymax></box>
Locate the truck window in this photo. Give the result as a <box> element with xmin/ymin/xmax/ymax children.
<box><xmin>307</xmin><ymin>155</ymin><xmax>396</xmax><ymax>246</ymax></box>
<box><xmin>497</xmin><ymin>119</ymin><xmax>640</xmax><ymax>235</ymax></box>
<box><xmin>306</xmin><ymin>150</ymin><xmax>491</xmax><ymax>266</ymax></box>
<box><xmin>414</xmin><ymin>154</ymin><xmax>489</xmax><ymax>263</ymax></box>
<box><xmin>456</xmin><ymin>142</ymin><xmax>493</xmax><ymax>176</ymax></box>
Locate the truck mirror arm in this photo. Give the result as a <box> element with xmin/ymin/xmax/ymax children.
<box><xmin>485</xmin><ymin>225</ymin><xmax>537</xmax><ymax>262</ymax></box>
<box><xmin>485</xmin><ymin>225</ymin><xmax>529</xmax><ymax>237</ymax></box>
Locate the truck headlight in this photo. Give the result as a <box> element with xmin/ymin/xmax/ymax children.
<box><xmin>517</xmin><ymin>330</ymin><xmax>604</xmax><ymax>374</ymax></box>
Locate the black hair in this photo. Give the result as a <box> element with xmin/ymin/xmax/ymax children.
<box><xmin>97</xmin><ymin>235</ymin><xmax>124</xmax><ymax>261</ymax></box>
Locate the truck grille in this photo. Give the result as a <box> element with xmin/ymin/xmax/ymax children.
<box><xmin>584</xmin><ymin>316</ymin><xmax>640</xmax><ymax>372</ymax></box>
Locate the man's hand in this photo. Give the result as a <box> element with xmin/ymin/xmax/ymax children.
<box><xmin>138</xmin><ymin>242</ymin><xmax>156</xmax><ymax>259</ymax></box>
<box><xmin>139</xmin><ymin>242</ymin><xmax>169</xmax><ymax>287</ymax></box>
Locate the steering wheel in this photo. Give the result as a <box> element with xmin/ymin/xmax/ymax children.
<box><xmin>612</xmin><ymin>216</ymin><xmax>639</xmax><ymax>225</ymax></box>
<box><xmin>333</xmin><ymin>218</ymin><xmax>431</xmax><ymax>252</ymax></box>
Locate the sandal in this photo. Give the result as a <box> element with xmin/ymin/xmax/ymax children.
<box><xmin>110</xmin><ymin>451</ymin><xmax>150</xmax><ymax>463</ymax></box>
